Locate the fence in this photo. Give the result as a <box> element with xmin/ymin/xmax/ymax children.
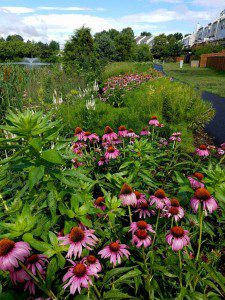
<box><xmin>206</xmin><ymin>56</ymin><xmax>225</xmax><ymax>71</ymax></box>
<box><xmin>200</xmin><ymin>50</ymin><xmax>225</xmax><ymax>67</ymax></box>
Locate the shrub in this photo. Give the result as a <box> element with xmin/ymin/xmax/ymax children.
<box><xmin>102</xmin><ymin>62</ymin><xmax>154</xmax><ymax>80</ymax></box>
<box><xmin>57</xmin><ymin>77</ymin><xmax>214</xmax><ymax>151</ymax></box>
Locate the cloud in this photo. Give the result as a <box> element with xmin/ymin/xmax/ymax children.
<box><xmin>0</xmin><ymin>2</ymin><xmax>221</xmax><ymax>44</ymax></box>
<box><xmin>0</xmin><ymin>8</ymin><xmax>44</xmax><ymax>38</ymax></box>
<box><xmin>150</xmin><ymin>0</ymin><xmax>183</xmax><ymax>3</ymax></box>
<box><xmin>0</xmin><ymin>6</ymin><xmax>35</xmax><ymax>14</ymax></box>
<box><xmin>191</xmin><ymin>0</ymin><xmax>225</xmax><ymax>8</ymax></box>
<box><xmin>121</xmin><ymin>8</ymin><xmax>211</xmax><ymax>23</ymax></box>
<box><xmin>37</xmin><ymin>6</ymin><xmax>93</xmax><ymax>11</ymax></box>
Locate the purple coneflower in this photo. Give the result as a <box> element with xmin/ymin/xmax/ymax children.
<box><xmin>105</xmin><ymin>146</ymin><xmax>120</xmax><ymax>160</ymax></box>
<box><xmin>134</xmin><ymin>191</ymin><xmax>146</xmax><ymax>205</ymax></box>
<box><xmin>166</xmin><ymin>226</ymin><xmax>190</xmax><ymax>251</ymax></box>
<box><xmin>0</xmin><ymin>239</ymin><xmax>31</xmax><ymax>271</ymax></box>
<box><xmin>159</xmin><ymin>138</ymin><xmax>168</xmax><ymax>147</ymax></box>
<box><xmin>165</xmin><ymin>206</ymin><xmax>184</xmax><ymax>221</ymax></box>
<box><xmin>26</xmin><ymin>254</ymin><xmax>48</xmax><ymax>275</ymax></box>
<box><xmin>98</xmin><ymin>157</ymin><xmax>108</xmax><ymax>166</ymax></box>
<box><xmin>98</xmin><ymin>241</ymin><xmax>130</xmax><ymax>266</ymax></box>
<box><xmin>130</xmin><ymin>220</ymin><xmax>155</xmax><ymax>235</ymax></box>
<box><xmin>58</xmin><ymin>226</ymin><xmax>98</xmax><ymax>259</ymax></box>
<box><xmin>195</xmin><ymin>145</ymin><xmax>210</xmax><ymax>157</ymax></box>
<box><xmin>89</xmin><ymin>133</ymin><xmax>100</xmax><ymax>142</ymax></box>
<box><xmin>149</xmin><ymin>116</ymin><xmax>159</xmax><ymax>126</ymax></box>
<box><xmin>190</xmin><ymin>188</ymin><xmax>218</xmax><ymax>214</ymax></box>
<box><xmin>132</xmin><ymin>230</ymin><xmax>153</xmax><ymax>248</ymax></box>
<box><xmin>10</xmin><ymin>267</ymin><xmax>30</xmax><ymax>284</ymax></box>
<box><xmin>94</xmin><ymin>197</ymin><xmax>106</xmax><ymax>211</ymax></box>
<box><xmin>119</xmin><ymin>183</ymin><xmax>137</xmax><ymax>206</ymax></box>
<box><xmin>102</xmin><ymin>126</ymin><xmax>118</xmax><ymax>142</ymax></box>
<box><xmin>24</xmin><ymin>280</ymin><xmax>36</xmax><ymax>295</ymax></box>
<box><xmin>140</xmin><ymin>127</ymin><xmax>150</xmax><ymax>136</ymax></box>
<box><xmin>63</xmin><ymin>261</ymin><xmax>95</xmax><ymax>294</ymax></box>
<box><xmin>149</xmin><ymin>189</ymin><xmax>170</xmax><ymax>210</ymax></box>
<box><xmin>83</xmin><ymin>131</ymin><xmax>97</xmax><ymax>142</ymax></box>
<box><xmin>82</xmin><ymin>255</ymin><xmax>102</xmax><ymax>274</ymax></box>
<box><xmin>74</xmin><ymin>127</ymin><xmax>84</xmax><ymax>140</ymax></box>
<box><xmin>118</xmin><ymin>125</ymin><xmax>128</xmax><ymax>137</ymax></box>
<box><xmin>127</xmin><ymin>129</ymin><xmax>139</xmax><ymax>138</ymax></box>
<box><xmin>135</xmin><ymin>200</ymin><xmax>155</xmax><ymax>219</ymax></box>
<box><xmin>188</xmin><ymin>172</ymin><xmax>205</xmax><ymax>190</ymax></box>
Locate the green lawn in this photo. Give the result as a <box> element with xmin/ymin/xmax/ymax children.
<box><xmin>163</xmin><ymin>62</ymin><xmax>225</xmax><ymax>97</ymax></box>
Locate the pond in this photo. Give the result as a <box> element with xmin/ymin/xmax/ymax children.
<box><xmin>0</xmin><ymin>57</ymin><xmax>51</xmax><ymax>68</ymax></box>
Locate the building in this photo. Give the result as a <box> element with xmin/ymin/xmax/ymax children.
<box><xmin>182</xmin><ymin>9</ymin><xmax>225</xmax><ymax>48</ymax></box>
<box><xmin>134</xmin><ymin>35</ymin><xmax>154</xmax><ymax>47</ymax></box>
<box><xmin>182</xmin><ymin>32</ymin><xmax>196</xmax><ymax>48</ymax></box>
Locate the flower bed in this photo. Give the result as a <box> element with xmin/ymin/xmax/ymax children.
<box><xmin>0</xmin><ymin>111</ymin><xmax>225</xmax><ymax>299</ymax></box>
<box><xmin>100</xmin><ymin>71</ymin><xmax>162</xmax><ymax>103</ymax></box>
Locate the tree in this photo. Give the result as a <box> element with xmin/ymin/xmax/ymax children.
<box><xmin>108</xmin><ymin>29</ymin><xmax>120</xmax><ymax>40</ymax></box>
<box><xmin>63</xmin><ymin>26</ymin><xmax>99</xmax><ymax>77</ymax></box>
<box><xmin>151</xmin><ymin>34</ymin><xmax>169</xmax><ymax>59</ymax></box>
<box><xmin>136</xmin><ymin>44</ymin><xmax>153</xmax><ymax>62</ymax></box>
<box><xmin>49</xmin><ymin>40</ymin><xmax>60</xmax><ymax>52</ymax></box>
<box><xmin>115</xmin><ymin>27</ymin><xmax>136</xmax><ymax>61</ymax></box>
<box><xmin>173</xmin><ymin>32</ymin><xmax>183</xmax><ymax>41</ymax></box>
<box><xmin>94</xmin><ymin>31</ymin><xmax>117</xmax><ymax>63</ymax></box>
<box><xmin>152</xmin><ymin>34</ymin><xmax>182</xmax><ymax>59</ymax></box>
<box><xmin>6</xmin><ymin>34</ymin><xmax>24</xmax><ymax>42</ymax></box>
<box><xmin>140</xmin><ymin>32</ymin><xmax>152</xmax><ymax>37</ymax></box>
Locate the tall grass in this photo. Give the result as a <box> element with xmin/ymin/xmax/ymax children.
<box><xmin>0</xmin><ymin>64</ymin><xmax>86</xmax><ymax>118</ymax></box>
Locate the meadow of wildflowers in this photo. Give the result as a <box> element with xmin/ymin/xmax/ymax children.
<box><xmin>0</xmin><ymin>110</ymin><xmax>224</xmax><ymax>299</ymax></box>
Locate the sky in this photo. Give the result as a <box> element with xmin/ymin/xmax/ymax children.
<box><xmin>0</xmin><ymin>0</ymin><xmax>224</xmax><ymax>44</ymax></box>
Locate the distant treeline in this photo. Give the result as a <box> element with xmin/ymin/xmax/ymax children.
<box><xmin>0</xmin><ymin>35</ymin><xmax>60</xmax><ymax>62</ymax></box>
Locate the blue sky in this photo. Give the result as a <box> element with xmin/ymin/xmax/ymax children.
<box><xmin>0</xmin><ymin>0</ymin><xmax>224</xmax><ymax>44</ymax></box>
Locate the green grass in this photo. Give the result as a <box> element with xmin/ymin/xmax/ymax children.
<box><xmin>163</xmin><ymin>62</ymin><xmax>225</xmax><ymax>97</ymax></box>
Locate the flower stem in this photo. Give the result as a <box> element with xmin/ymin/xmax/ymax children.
<box><xmin>19</xmin><ymin>262</ymin><xmax>57</xmax><ymax>300</ymax></box>
<box><xmin>196</xmin><ymin>204</ymin><xmax>204</xmax><ymax>261</ymax></box>
<box><xmin>152</xmin><ymin>210</ymin><xmax>160</xmax><ymax>247</ymax></box>
<box><xmin>171</xmin><ymin>217</ymin><xmax>174</xmax><ymax>228</ymax></box>
<box><xmin>151</xmin><ymin>127</ymin><xmax>155</xmax><ymax>141</ymax></box>
<box><xmin>142</xmin><ymin>247</ymin><xmax>148</xmax><ymax>273</ymax></box>
<box><xmin>178</xmin><ymin>250</ymin><xmax>183</xmax><ymax>288</ymax></box>
<box><xmin>93</xmin><ymin>284</ymin><xmax>101</xmax><ymax>299</ymax></box>
<box><xmin>128</xmin><ymin>205</ymin><xmax>132</xmax><ymax>224</ymax></box>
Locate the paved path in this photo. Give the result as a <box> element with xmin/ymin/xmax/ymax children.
<box><xmin>153</xmin><ymin>64</ymin><xmax>225</xmax><ymax>145</ymax></box>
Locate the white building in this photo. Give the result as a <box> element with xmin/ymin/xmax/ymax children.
<box><xmin>182</xmin><ymin>32</ymin><xmax>196</xmax><ymax>48</ymax></box>
<box><xmin>135</xmin><ymin>35</ymin><xmax>154</xmax><ymax>47</ymax></box>
<box><xmin>182</xmin><ymin>9</ymin><xmax>225</xmax><ymax>48</ymax></box>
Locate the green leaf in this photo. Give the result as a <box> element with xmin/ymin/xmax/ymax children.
<box><xmin>104</xmin><ymin>289</ymin><xmax>136</xmax><ymax>299</ymax></box>
<box><xmin>203</xmin><ymin>265</ymin><xmax>225</xmax><ymax>293</ymax></box>
<box><xmin>29</xmin><ymin>138</ymin><xmax>42</xmax><ymax>152</ymax></box>
<box><xmin>103</xmin><ymin>266</ymin><xmax>135</xmax><ymax>284</ymax></box>
<box><xmin>23</xmin><ymin>233</ymin><xmax>51</xmax><ymax>252</ymax></box>
<box><xmin>46</xmin><ymin>257</ymin><xmax>58</xmax><ymax>287</ymax></box>
<box><xmin>47</xmin><ymin>192</ymin><xmax>57</xmax><ymax>217</ymax></box>
<box><xmin>41</xmin><ymin>149</ymin><xmax>65</xmax><ymax>165</ymax></box>
<box><xmin>28</xmin><ymin>165</ymin><xmax>45</xmax><ymax>190</ymax></box>
<box><xmin>49</xmin><ymin>232</ymin><xmax>58</xmax><ymax>247</ymax></box>
<box><xmin>114</xmin><ymin>269</ymin><xmax>141</xmax><ymax>285</ymax></box>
